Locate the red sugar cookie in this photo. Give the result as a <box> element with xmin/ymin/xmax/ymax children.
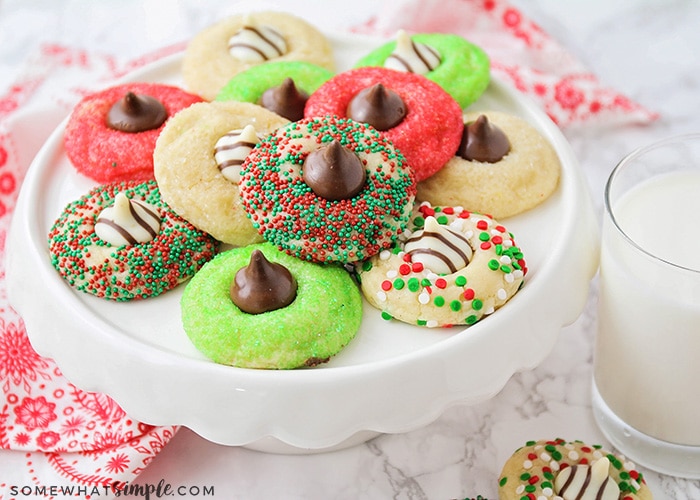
<box><xmin>304</xmin><ymin>67</ymin><xmax>463</xmax><ymax>182</ymax></box>
<box><xmin>64</xmin><ymin>83</ymin><xmax>203</xmax><ymax>183</ymax></box>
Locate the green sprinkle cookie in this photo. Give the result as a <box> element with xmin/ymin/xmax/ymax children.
<box><xmin>354</xmin><ymin>32</ymin><xmax>490</xmax><ymax>109</ymax></box>
<box><xmin>181</xmin><ymin>243</ymin><xmax>362</xmax><ymax>369</ymax></box>
<box><xmin>48</xmin><ymin>180</ymin><xmax>219</xmax><ymax>301</ymax></box>
<box><xmin>215</xmin><ymin>60</ymin><xmax>334</xmax><ymax>119</ymax></box>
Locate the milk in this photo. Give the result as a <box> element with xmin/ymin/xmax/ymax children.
<box><xmin>595</xmin><ymin>170</ymin><xmax>700</xmax><ymax>445</ymax></box>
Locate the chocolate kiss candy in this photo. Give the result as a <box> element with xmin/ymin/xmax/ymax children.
<box><xmin>457</xmin><ymin>114</ymin><xmax>511</xmax><ymax>163</ymax></box>
<box><xmin>107</xmin><ymin>91</ymin><xmax>167</xmax><ymax>133</ymax></box>
<box><xmin>230</xmin><ymin>250</ymin><xmax>297</xmax><ymax>315</ymax></box>
<box><xmin>346</xmin><ymin>83</ymin><xmax>407</xmax><ymax>131</ymax></box>
<box><xmin>260</xmin><ymin>77</ymin><xmax>309</xmax><ymax>121</ymax></box>
<box><xmin>302</xmin><ymin>140</ymin><xmax>366</xmax><ymax>200</ymax></box>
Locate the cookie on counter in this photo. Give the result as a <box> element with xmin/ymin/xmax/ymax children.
<box><xmin>499</xmin><ymin>438</ymin><xmax>653</xmax><ymax>500</ymax></box>
<box><xmin>216</xmin><ymin>60</ymin><xmax>334</xmax><ymax>121</ymax></box>
<box><xmin>417</xmin><ymin>110</ymin><xmax>561</xmax><ymax>219</ymax></box>
<box><xmin>153</xmin><ymin>100</ymin><xmax>289</xmax><ymax>247</ymax></box>
<box><xmin>63</xmin><ymin>82</ymin><xmax>203</xmax><ymax>183</ymax></box>
<box><xmin>239</xmin><ymin>115</ymin><xmax>416</xmax><ymax>264</ymax></box>
<box><xmin>304</xmin><ymin>66</ymin><xmax>464</xmax><ymax>182</ymax></box>
<box><xmin>182</xmin><ymin>11</ymin><xmax>336</xmax><ymax>100</ymax></box>
<box><xmin>48</xmin><ymin>180</ymin><xmax>218</xmax><ymax>301</ymax></box>
<box><xmin>181</xmin><ymin>243</ymin><xmax>362</xmax><ymax>369</ymax></box>
<box><xmin>354</xmin><ymin>30</ymin><xmax>490</xmax><ymax>108</ymax></box>
<box><xmin>355</xmin><ymin>201</ymin><xmax>526</xmax><ymax>328</ymax></box>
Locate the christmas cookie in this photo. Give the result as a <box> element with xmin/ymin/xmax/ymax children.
<box><xmin>304</xmin><ymin>66</ymin><xmax>464</xmax><ymax>182</ymax></box>
<box><xmin>64</xmin><ymin>83</ymin><xmax>203</xmax><ymax>183</ymax></box>
<box><xmin>182</xmin><ymin>11</ymin><xmax>335</xmax><ymax>100</ymax></box>
<box><xmin>355</xmin><ymin>202</ymin><xmax>526</xmax><ymax>328</ymax></box>
<box><xmin>48</xmin><ymin>180</ymin><xmax>218</xmax><ymax>301</ymax></box>
<box><xmin>153</xmin><ymin>100</ymin><xmax>289</xmax><ymax>246</ymax></box>
<box><xmin>354</xmin><ymin>30</ymin><xmax>490</xmax><ymax>108</ymax></box>
<box><xmin>417</xmin><ymin>110</ymin><xmax>561</xmax><ymax>219</ymax></box>
<box><xmin>498</xmin><ymin>438</ymin><xmax>653</xmax><ymax>500</ymax></box>
<box><xmin>181</xmin><ymin>243</ymin><xmax>362</xmax><ymax>369</ymax></box>
<box><xmin>239</xmin><ymin>115</ymin><xmax>416</xmax><ymax>264</ymax></box>
<box><xmin>216</xmin><ymin>60</ymin><xmax>334</xmax><ymax>121</ymax></box>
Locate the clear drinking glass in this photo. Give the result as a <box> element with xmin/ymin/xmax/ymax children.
<box><xmin>592</xmin><ymin>133</ymin><xmax>700</xmax><ymax>478</ymax></box>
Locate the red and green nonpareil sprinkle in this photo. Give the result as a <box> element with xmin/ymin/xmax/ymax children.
<box><xmin>239</xmin><ymin>115</ymin><xmax>416</xmax><ymax>264</ymax></box>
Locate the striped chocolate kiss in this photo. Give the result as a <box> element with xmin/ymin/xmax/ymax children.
<box><xmin>384</xmin><ymin>29</ymin><xmax>441</xmax><ymax>75</ymax></box>
<box><xmin>228</xmin><ymin>22</ymin><xmax>287</xmax><ymax>62</ymax></box>
<box><xmin>403</xmin><ymin>216</ymin><xmax>473</xmax><ymax>275</ymax></box>
<box><xmin>95</xmin><ymin>192</ymin><xmax>161</xmax><ymax>246</ymax></box>
<box><xmin>554</xmin><ymin>456</ymin><xmax>620</xmax><ymax>500</ymax></box>
<box><xmin>214</xmin><ymin>124</ymin><xmax>260</xmax><ymax>183</ymax></box>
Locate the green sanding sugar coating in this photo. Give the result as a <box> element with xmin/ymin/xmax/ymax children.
<box><xmin>215</xmin><ymin>60</ymin><xmax>334</xmax><ymax>103</ymax></box>
<box><xmin>181</xmin><ymin>243</ymin><xmax>363</xmax><ymax>369</ymax></box>
<box><xmin>354</xmin><ymin>33</ymin><xmax>490</xmax><ymax>108</ymax></box>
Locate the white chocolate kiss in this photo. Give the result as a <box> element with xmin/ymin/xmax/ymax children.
<box><xmin>554</xmin><ymin>457</ymin><xmax>620</xmax><ymax>500</ymax></box>
<box><xmin>228</xmin><ymin>20</ymin><xmax>287</xmax><ymax>62</ymax></box>
<box><xmin>214</xmin><ymin>124</ymin><xmax>260</xmax><ymax>183</ymax></box>
<box><xmin>384</xmin><ymin>29</ymin><xmax>441</xmax><ymax>75</ymax></box>
<box><xmin>403</xmin><ymin>216</ymin><xmax>473</xmax><ymax>275</ymax></box>
<box><xmin>95</xmin><ymin>192</ymin><xmax>161</xmax><ymax>246</ymax></box>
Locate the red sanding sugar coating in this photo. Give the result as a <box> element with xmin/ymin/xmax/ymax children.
<box><xmin>64</xmin><ymin>83</ymin><xmax>203</xmax><ymax>183</ymax></box>
<box><xmin>239</xmin><ymin>115</ymin><xmax>416</xmax><ymax>264</ymax></box>
<box><xmin>304</xmin><ymin>67</ymin><xmax>464</xmax><ymax>182</ymax></box>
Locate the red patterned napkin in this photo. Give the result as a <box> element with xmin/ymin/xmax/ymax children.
<box><xmin>355</xmin><ymin>0</ymin><xmax>658</xmax><ymax>127</ymax></box>
<box><xmin>0</xmin><ymin>0</ymin><xmax>656</xmax><ymax>493</ymax></box>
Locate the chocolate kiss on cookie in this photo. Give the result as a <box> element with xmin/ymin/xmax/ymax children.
<box><xmin>346</xmin><ymin>83</ymin><xmax>407</xmax><ymax>131</ymax></box>
<box><xmin>260</xmin><ymin>77</ymin><xmax>309</xmax><ymax>121</ymax></box>
<box><xmin>302</xmin><ymin>140</ymin><xmax>366</xmax><ymax>200</ymax></box>
<box><xmin>230</xmin><ymin>249</ymin><xmax>297</xmax><ymax>314</ymax></box>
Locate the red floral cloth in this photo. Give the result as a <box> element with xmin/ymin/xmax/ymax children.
<box><xmin>0</xmin><ymin>0</ymin><xmax>655</xmax><ymax>494</ymax></box>
<box><xmin>355</xmin><ymin>0</ymin><xmax>657</xmax><ymax>127</ymax></box>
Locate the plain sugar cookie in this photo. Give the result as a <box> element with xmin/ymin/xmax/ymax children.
<box><xmin>182</xmin><ymin>11</ymin><xmax>335</xmax><ymax>100</ymax></box>
<box><xmin>153</xmin><ymin>100</ymin><xmax>289</xmax><ymax>246</ymax></box>
<box><xmin>416</xmin><ymin>110</ymin><xmax>561</xmax><ymax>219</ymax></box>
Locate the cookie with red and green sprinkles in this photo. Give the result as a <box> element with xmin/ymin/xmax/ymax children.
<box><xmin>64</xmin><ymin>82</ymin><xmax>203</xmax><ymax>184</ymax></box>
<box><xmin>304</xmin><ymin>66</ymin><xmax>464</xmax><ymax>182</ymax></box>
<box><xmin>355</xmin><ymin>201</ymin><xmax>526</xmax><ymax>328</ymax></box>
<box><xmin>239</xmin><ymin>115</ymin><xmax>416</xmax><ymax>264</ymax></box>
<box><xmin>498</xmin><ymin>438</ymin><xmax>653</xmax><ymax>500</ymax></box>
<box><xmin>48</xmin><ymin>180</ymin><xmax>218</xmax><ymax>301</ymax></box>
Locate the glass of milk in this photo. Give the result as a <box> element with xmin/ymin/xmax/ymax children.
<box><xmin>592</xmin><ymin>133</ymin><xmax>700</xmax><ymax>478</ymax></box>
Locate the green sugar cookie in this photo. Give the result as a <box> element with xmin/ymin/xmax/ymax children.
<box><xmin>354</xmin><ymin>32</ymin><xmax>490</xmax><ymax>108</ymax></box>
<box><xmin>215</xmin><ymin>60</ymin><xmax>334</xmax><ymax>118</ymax></box>
<box><xmin>181</xmin><ymin>243</ymin><xmax>362</xmax><ymax>369</ymax></box>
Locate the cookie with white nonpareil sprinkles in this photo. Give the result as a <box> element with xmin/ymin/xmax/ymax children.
<box><xmin>498</xmin><ymin>439</ymin><xmax>653</xmax><ymax>500</ymax></box>
<box><xmin>48</xmin><ymin>180</ymin><xmax>218</xmax><ymax>301</ymax></box>
<box><xmin>239</xmin><ymin>115</ymin><xmax>416</xmax><ymax>264</ymax></box>
<box><xmin>355</xmin><ymin>202</ymin><xmax>526</xmax><ymax>328</ymax></box>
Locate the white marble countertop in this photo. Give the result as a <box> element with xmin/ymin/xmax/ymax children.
<box><xmin>1</xmin><ymin>0</ymin><xmax>699</xmax><ymax>498</ymax></box>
